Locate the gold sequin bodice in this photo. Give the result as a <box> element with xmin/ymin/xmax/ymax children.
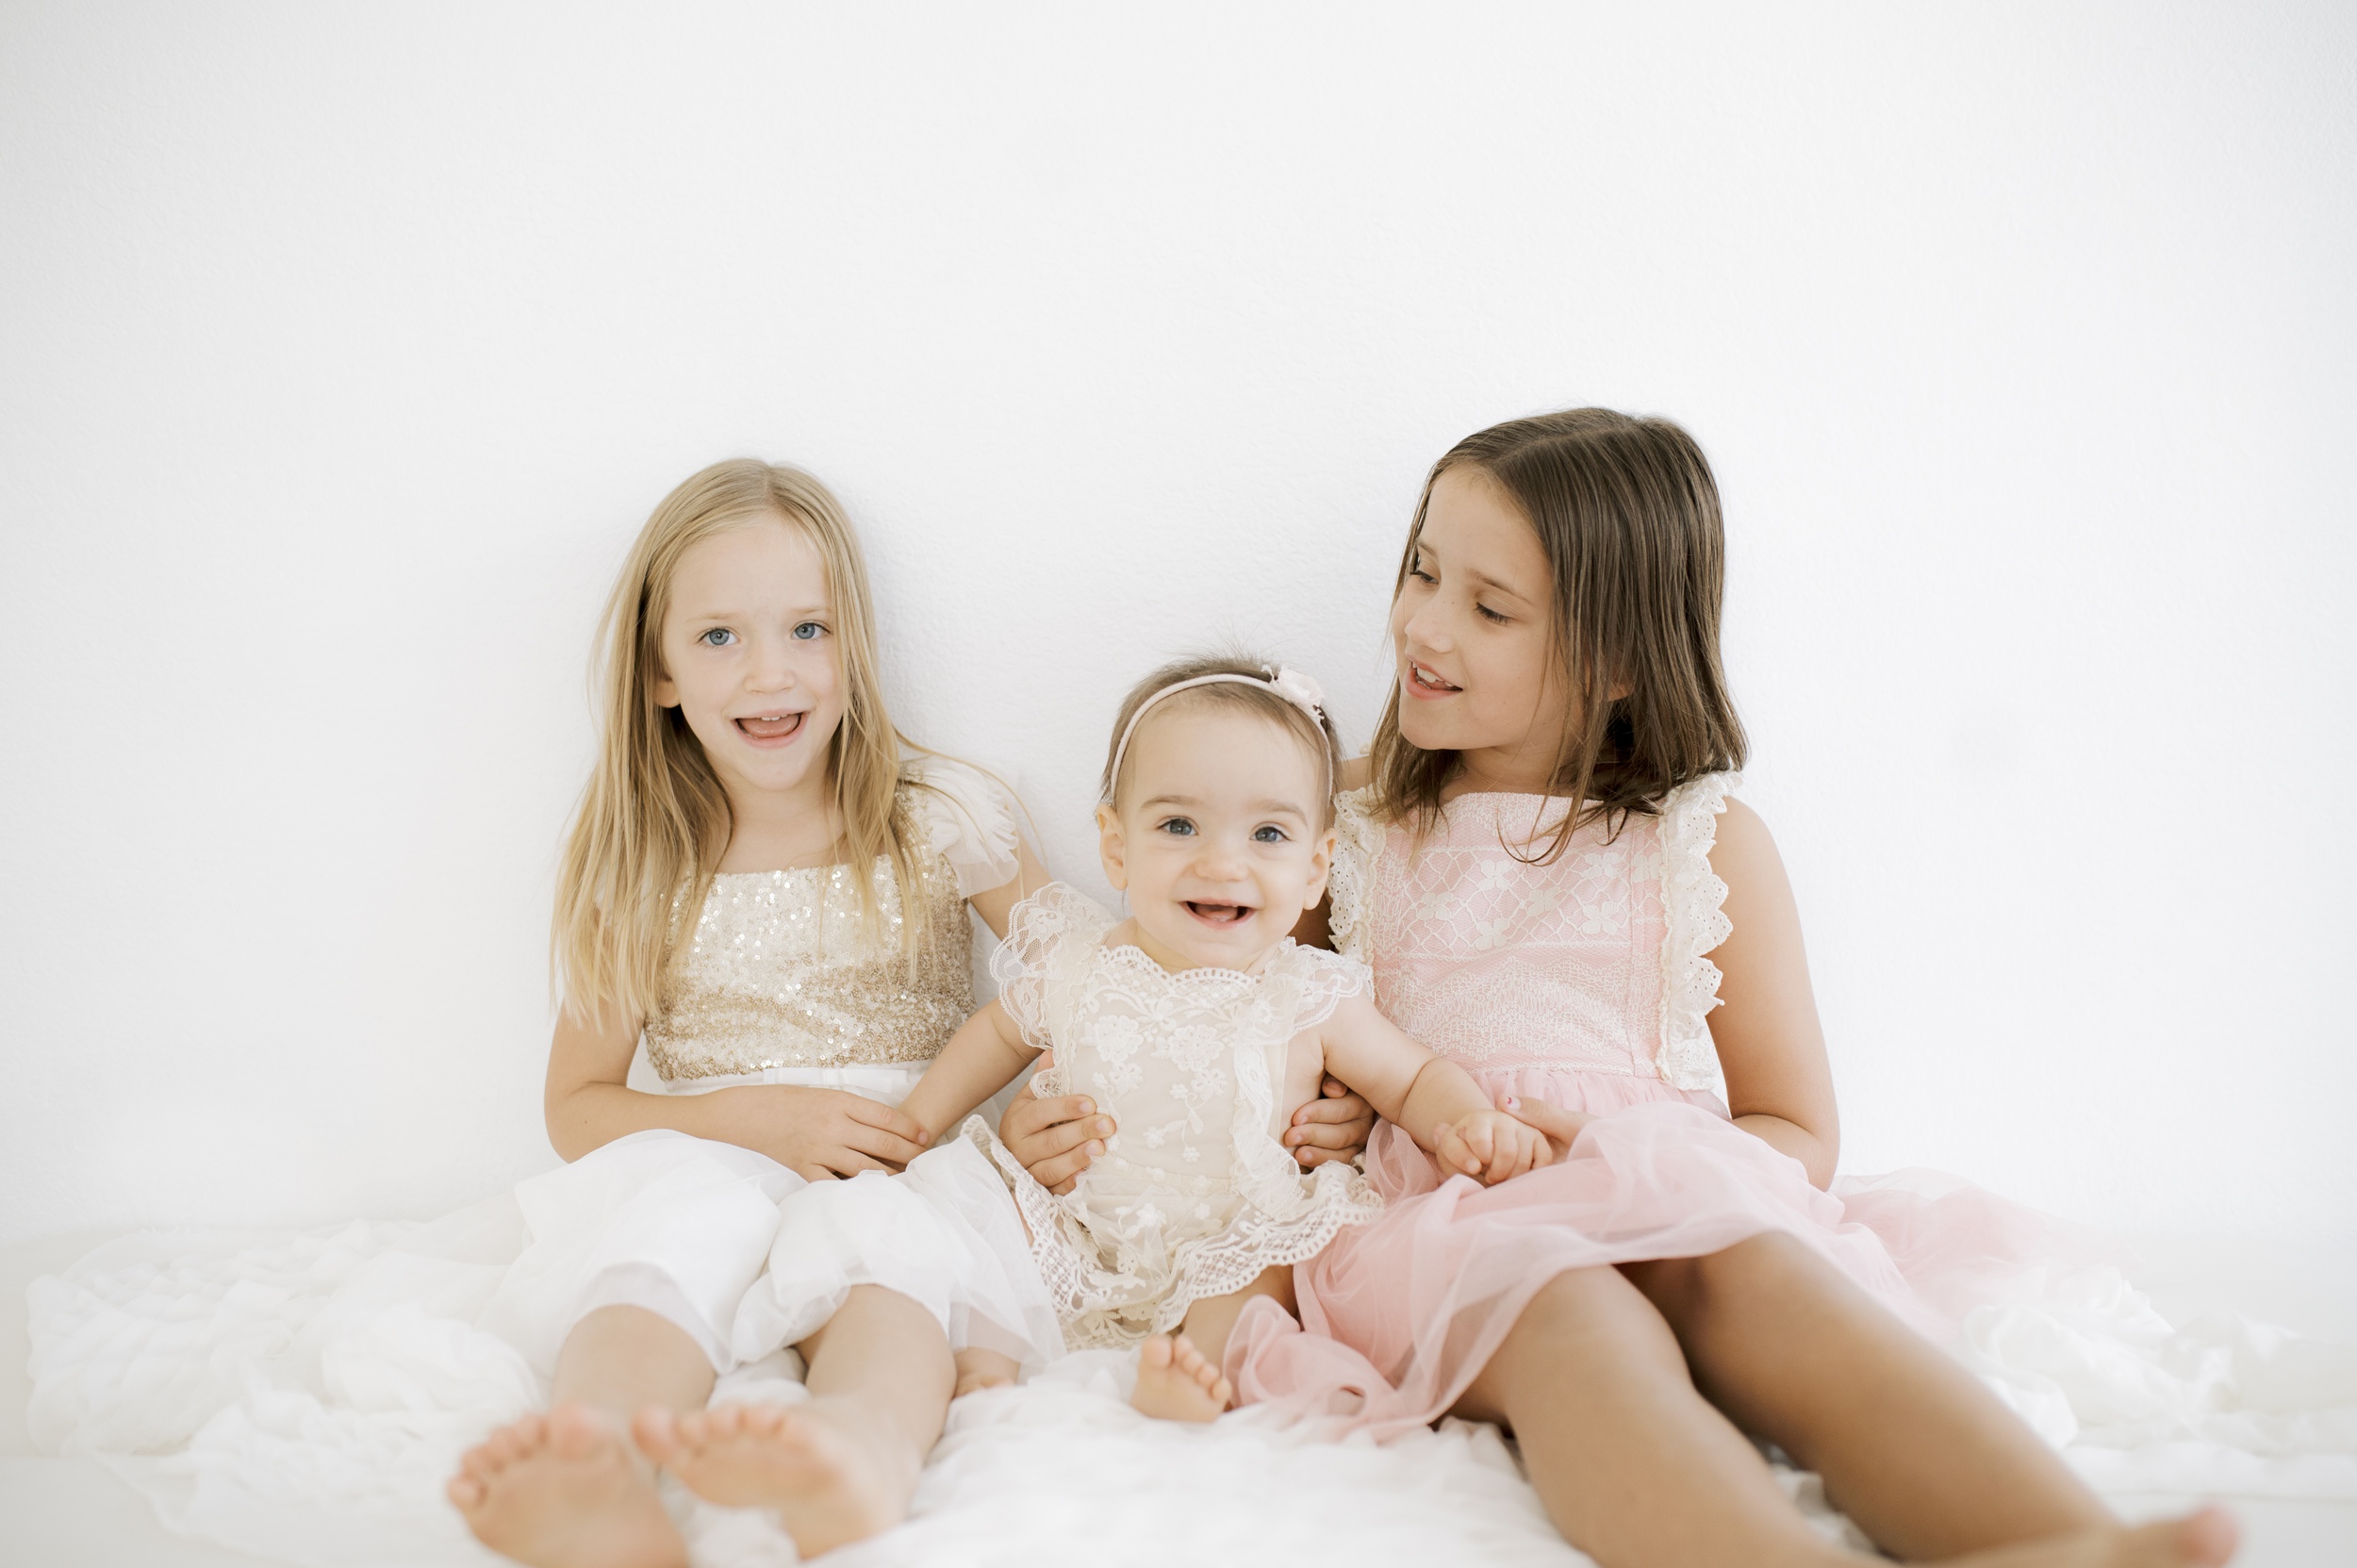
<box><xmin>643</xmin><ymin>846</ymin><xmax>976</xmax><ymax>1081</ymax></box>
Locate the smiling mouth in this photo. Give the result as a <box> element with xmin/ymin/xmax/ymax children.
<box><xmin>1183</xmin><ymin>900</ymin><xmax>1257</xmax><ymax>927</ymax></box>
<box><xmin>734</xmin><ymin>712</ymin><xmax>806</xmax><ymax>743</ymax></box>
<box><xmin>1408</xmin><ymin>660</ymin><xmax>1461</xmax><ymax>694</ymax></box>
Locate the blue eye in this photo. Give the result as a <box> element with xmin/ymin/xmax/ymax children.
<box><xmin>1158</xmin><ymin>817</ymin><xmax>1196</xmax><ymax>837</ymax></box>
<box><xmin>699</xmin><ymin>627</ymin><xmax>735</xmax><ymax>647</ymax></box>
<box><xmin>1252</xmin><ymin>825</ymin><xmax>1290</xmax><ymax>844</ymax></box>
<box><xmin>792</xmin><ymin>621</ymin><xmax>826</xmax><ymax>641</ymax></box>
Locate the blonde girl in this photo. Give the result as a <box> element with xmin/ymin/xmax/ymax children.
<box><xmin>30</xmin><ymin>458</ymin><xmax>1377</xmax><ymax>1568</ymax></box>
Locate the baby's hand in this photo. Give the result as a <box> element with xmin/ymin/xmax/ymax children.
<box><xmin>1435</xmin><ymin>1110</ymin><xmax>1550</xmax><ymax>1186</ymax></box>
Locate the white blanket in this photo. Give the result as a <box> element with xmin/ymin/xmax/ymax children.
<box><xmin>9</xmin><ymin>1222</ymin><xmax>2357</xmax><ymax>1568</ymax></box>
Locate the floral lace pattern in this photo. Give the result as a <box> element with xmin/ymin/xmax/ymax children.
<box><xmin>977</xmin><ymin>884</ymin><xmax>1383</xmax><ymax>1348</ymax></box>
<box><xmin>1327</xmin><ymin>778</ymin><xmax>1735</xmax><ymax>1090</ymax></box>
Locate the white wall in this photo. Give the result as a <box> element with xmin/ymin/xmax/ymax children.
<box><xmin>3</xmin><ymin>3</ymin><xmax>2350</xmax><ymax>1249</ymax></box>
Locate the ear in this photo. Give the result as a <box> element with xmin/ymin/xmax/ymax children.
<box><xmin>1302</xmin><ymin>823</ymin><xmax>1338</xmax><ymax>911</ymax></box>
<box><xmin>1095</xmin><ymin>801</ymin><xmax>1129</xmax><ymax>892</ymax></box>
<box><xmin>652</xmin><ymin>662</ymin><xmax>681</xmax><ymax>709</ymax></box>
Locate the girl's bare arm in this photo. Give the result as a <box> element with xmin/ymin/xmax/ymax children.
<box><xmin>543</xmin><ymin>1004</ymin><xmax>930</xmax><ymax>1180</ymax></box>
<box><xmin>1705</xmin><ymin>798</ymin><xmax>1841</xmax><ymax>1187</ymax></box>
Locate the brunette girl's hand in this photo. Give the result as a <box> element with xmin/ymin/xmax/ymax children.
<box><xmin>998</xmin><ymin>1051</ymin><xmax>1113</xmax><ymax>1196</ymax></box>
<box><xmin>1498</xmin><ymin>1092</ymin><xmax>1594</xmax><ymax>1164</ymax></box>
<box><xmin>1282</xmin><ymin>1077</ymin><xmax>1376</xmax><ymax>1170</ymax></box>
<box><xmin>703</xmin><ymin>1085</ymin><xmax>931</xmax><ymax>1181</ymax></box>
<box><xmin>1435</xmin><ymin>1109</ymin><xmax>1550</xmax><ymax>1185</ymax></box>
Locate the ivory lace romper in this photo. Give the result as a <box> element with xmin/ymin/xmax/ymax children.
<box><xmin>966</xmin><ymin>884</ymin><xmax>1384</xmax><ymax>1350</ymax></box>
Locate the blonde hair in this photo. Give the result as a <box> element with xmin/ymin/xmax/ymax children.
<box><xmin>552</xmin><ymin>459</ymin><xmax>931</xmax><ymax>1026</ymax></box>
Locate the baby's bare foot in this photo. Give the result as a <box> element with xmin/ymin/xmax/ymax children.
<box><xmin>446</xmin><ymin>1404</ymin><xmax>686</xmax><ymax>1568</ymax></box>
<box><xmin>1938</xmin><ymin>1506</ymin><xmax>2239</xmax><ymax>1568</ymax></box>
<box><xmin>1130</xmin><ymin>1333</ymin><xmax>1231</xmax><ymax>1423</ymax></box>
<box><xmin>635</xmin><ymin>1401</ymin><xmax>915</xmax><ymax>1560</ymax></box>
<box><xmin>952</xmin><ymin>1346</ymin><xmax>1020</xmax><ymax>1398</ymax></box>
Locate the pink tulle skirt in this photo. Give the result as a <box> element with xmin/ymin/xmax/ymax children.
<box><xmin>1228</xmin><ymin>1065</ymin><xmax>2095</xmax><ymax>1439</ymax></box>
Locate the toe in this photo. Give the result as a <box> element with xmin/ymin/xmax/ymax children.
<box><xmin>2178</xmin><ymin>1506</ymin><xmax>2239</xmax><ymax>1568</ymax></box>
<box><xmin>1139</xmin><ymin>1335</ymin><xmax>1175</xmax><ymax>1371</ymax></box>
<box><xmin>447</xmin><ymin>1473</ymin><xmax>486</xmax><ymax>1510</ymax></box>
<box><xmin>747</xmin><ymin>1405</ymin><xmax>786</xmax><ymax>1436</ymax></box>
<box><xmin>631</xmin><ymin>1407</ymin><xmax>678</xmax><ymax>1462</ymax></box>
<box><xmin>548</xmin><ymin>1403</ymin><xmax>610</xmax><ymax>1459</ymax></box>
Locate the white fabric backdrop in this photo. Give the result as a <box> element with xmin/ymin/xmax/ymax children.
<box><xmin>2</xmin><ymin>3</ymin><xmax>2350</xmax><ymax>1249</ymax></box>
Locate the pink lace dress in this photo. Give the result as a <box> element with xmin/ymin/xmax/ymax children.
<box><xmin>1228</xmin><ymin>777</ymin><xmax>2017</xmax><ymax>1436</ymax></box>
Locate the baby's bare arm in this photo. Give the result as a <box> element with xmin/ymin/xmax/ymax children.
<box><xmin>899</xmin><ymin>999</ymin><xmax>1038</xmax><ymax>1142</ymax></box>
<box><xmin>1319</xmin><ymin>994</ymin><xmax>1548</xmax><ymax>1182</ymax></box>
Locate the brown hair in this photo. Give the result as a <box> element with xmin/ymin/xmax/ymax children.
<box><xmin>552</xmin><ymin>459</ymin><xmax>936</xmax><ymax>1026</ymax></box>
<box><xmin>1369</xmin><ymin>407</ymin><xmax>1746</xmax><ymax>860</ymax></box>
<box><xmin>1101</xmin><ymin>653</ymin><xmax>1346</xmax><ymax>825</ymax></box>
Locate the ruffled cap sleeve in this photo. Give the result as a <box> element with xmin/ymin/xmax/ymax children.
<box><xmin>986</xmin><ymin>883</ymin><xmax>1116</xmax><ymax>1054</ymax></box>
<box><xmin>903</xmin><ymin>755</ymin><xmax>1023</xmax><ymax>900</ymax></box>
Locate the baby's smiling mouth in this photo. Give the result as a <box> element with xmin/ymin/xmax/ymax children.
<box><xmin>734</xmin><ymin>712</ymin><xmax>805</xmax><ymax>741</ymax></box>
<box><xmin>1183</xmin><ymin>900</ymin><xmax>1256</xmax><ymax>927</ymax></box>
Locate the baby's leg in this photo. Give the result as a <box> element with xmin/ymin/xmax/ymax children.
<box><xmin>449</xmin><ymin>1304</ymin><xmax>706</xmax><ymax>1568</ymax></box>
<box><xmin>952</xmin><ymin>1345</ymin><xmax>1022</xmax><ymax>1397</ymax></box>
<box><xmin>1132</xmin><ymin>1265</ymin><xmax>1295</xmax><ymax>1423</ymax></box>
<box><xmin>635</xmin><ymin>1284</ymin><xmax>953</xmax><ymax>1560</ymax></box>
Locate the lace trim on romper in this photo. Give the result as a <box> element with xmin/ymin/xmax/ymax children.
<box><xmin>969</xmin><ymin>883</ymin><xmax>1384</xmax><ymax>1349</ymax></box>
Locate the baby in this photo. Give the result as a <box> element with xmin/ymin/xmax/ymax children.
<box><xmin>901</xmin><ymin>654</ymin><xmax>1548</xmax><ymax>1419</ymax></box>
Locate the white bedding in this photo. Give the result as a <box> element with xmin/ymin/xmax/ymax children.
<box><xmin>8</xmin><ymin>1230</ymin><xmax>2355</xmax><ymax>1567</ymax></box>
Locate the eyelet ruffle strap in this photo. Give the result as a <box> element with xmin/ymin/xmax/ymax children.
<box><xmin>1326</xmin><ymin>786</ymin><xmax>1385</xmax><ymax>965</ymax></box>
<box><xmin>1655</xmin><ymin>773</ymin><xmax>1736</xmax><ymax>1092</ymax></box>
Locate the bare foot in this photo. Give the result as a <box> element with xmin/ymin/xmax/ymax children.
<box><xmin>1939</xmin><ymin>1506</ymin><xmax>2239</xmax><ymax>1568</ymax></box>
<box><xmin>952</xmin><ymin>1346</ymin><xmax>1020</xmax><ymax>1398</ymax></box>
<box><xmin>634</xmin><ymin>1400</ymin><xmax>915</xmax><ymax>1560</ymax></box>
<box><xmin>446</xmin><ymin>1404</ymin><xmax>686</xmax><ymax>1568</ymax></box>
<box><xmin>1130</xmin><ymin>1333</ymin><xmax>1231</xmax><ymax>1423</ymax></box>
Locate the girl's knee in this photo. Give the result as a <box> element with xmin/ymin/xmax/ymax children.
<box><xmin>1517</xmin><ymin>1266</ymin><xmax>1677</xmax><ymax>1353</ymax></box>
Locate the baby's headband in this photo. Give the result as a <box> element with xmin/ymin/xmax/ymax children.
<box><xmin>1104</xmin><ymin>666</ymin><xmax>1331</xmax><ymax>803</ymax></box>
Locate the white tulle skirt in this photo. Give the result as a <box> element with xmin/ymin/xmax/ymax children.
<box><xmin>25</xmin><ymin>1071</ymin><xmax>1061</xmax><ymax>1568</ymax></box>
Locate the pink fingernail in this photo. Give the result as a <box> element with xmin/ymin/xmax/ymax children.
<box><xmin>1503</xmin><ymin>1096</ymin><xmax>1519</xmax><ymax>1110</ymax></box>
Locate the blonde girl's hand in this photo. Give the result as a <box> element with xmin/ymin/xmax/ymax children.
<box><xmin>1434</xmin><ymin>1110</ymin><xmax>1550</xmax><ymax>1185</ymax></box>
<box><xmin>1498</xmin><ymin>1092</ymin><xmax>1594</xmax><ymax>1164</ymax></box>
<box><xmin>704</xmin><ymin>1085</ymin><xmax>931</xmax><ymax>1181</ymax></box>
<box><xmin>998</xmin><ymin>1050</ymin><xmax>1115</xmax><ymax>1197</ymax></box>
